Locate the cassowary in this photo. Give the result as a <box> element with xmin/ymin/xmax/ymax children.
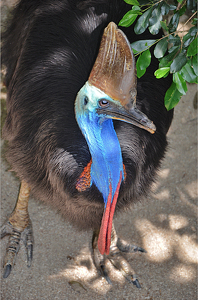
<box><xmin>1</xmin><ymin>0</ymin><xmax>173</xmax><ymax>286</ymax></box>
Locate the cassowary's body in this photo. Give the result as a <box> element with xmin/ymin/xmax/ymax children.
<box><xmin>2</xmin><ymin>0</ymin><xmax>173</xmax><ymax>280</ymax></box>
<box><xmin>3</xmin><ymin>0</ymin><xmax>172</xmax><ymax>229</ymax></box>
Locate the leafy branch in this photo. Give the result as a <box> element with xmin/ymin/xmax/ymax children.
<box><xmin>119</xmin><ymin>0</ymin><xmax>198</xmax><ymax>110</ymax></box>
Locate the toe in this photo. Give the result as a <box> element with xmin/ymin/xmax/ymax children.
<box><xmin>22</xmin><ymin>222</ymin><xmax>34</xmax><ymax>267</ymax></box>
<box><xmin>1</xmin><ymin>220</ymin><xmax>34</xmax><ymax>277</ymax></box>
<box><xmin>2</xmin><ymin>229</ymin><xmax>21</xmax><ymax>277</ymax></box>
<box><xmin>3</xmin><ymin>264</ymin><xmax>12</xmax><ymax>279</ymax></box>
<box><xmin>117</xmin><ymin>237</ymin><xmax>147</xmax><ymax>253</ymax></box>
<box><xmin>1</xmin><ymin>221</ymin><xmax>13</xmax><ymax>239</ymax></box>
<box><xmin>108</xmin><ymin>245</ymin><xmax>142</xmax><ymax>288</ymax></box>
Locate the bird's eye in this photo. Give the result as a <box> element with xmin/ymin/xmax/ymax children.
<box><xmin>84</xmin><ymin>96</ymin><xmax>88</xmax><ymax>105</ymax></box>
<box><xmin>99</xmin><ymin>99</ymin><xmax>109</xmax><ymax>108</ymax></box>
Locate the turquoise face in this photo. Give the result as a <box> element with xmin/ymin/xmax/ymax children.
<box><xmin>75</xmin><ymin>82</ymin><xmax>125</xmax><ymax>206</ymax></box>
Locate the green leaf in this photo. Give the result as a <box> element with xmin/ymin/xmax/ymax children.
<box><xmin>136</xmin><ymin>49</ymin><xmax>151</xmax><ymax>78</ymax></box>
<box><xmin>168</xmin><ymin>11</ymin><xmax>180</xmax><ymax>33</ymax></box>
<box><xmin>183</xmin><ymin>31</ymin><xmax>196</xmax><ymax>48</ymax></box>
<box><xmin>159</xmin><ymin>48</ymin><xmax>179</xmax><ymax>68</ymax></box>
<box><xmin>141</xmin><ymin>49</ymin><xmax>151</xmax><ymax>70</ymax></box>
<box><xmin>189</xmin><ymin>26</ymin><xmax>198</xmax><ymax>36</ymax></box>
<box><xmin>134</xmin><ymin>7</ymin><xmax>153</xmax><ymax>34</ymax></box>
<box><xmin>138</xmin><ymin>49</ymin><xmax>151</xmax><ymax>70</ymax></box>
<box><xmin>124</xmin><ymin>0</ymin><xmax>140</xmax><ymax>5</ymax></box>
<box><xmin>164</xmin><ymin>82</ymin><xmax>182</xmax><ymax>111</ymax></box>
<box><xmin>178</xmin><ymin>5</ymin><xmax>186</xmax><ymax>16</ymax></box>
<box><xmin>179</xmin><ymin>61</ymin><xmax>198</xmax><ymax>83</ymax></box>
<box><xmin>132</xmin><ymin>48</ymin><xmax>139</xmax><ymax>54</ymax></box>
<box><xmin>160</xmin><ymin>20</ymin><xmax>169</xmax><ymax>31</ymax></box>
<box><xmin>168</xmin><ymin>36</ymin><xmax>181</xmax><ymax>48</ymax></box>
<box><xmin>192</xmin><ymin>55</ymin><xmax>198</xmax><ymax>76</ymax></box>
<box><xmin>149</xmin><ymin>6</ymin><xmax>162</xmax><ymax>35</ymax></box>
<box><xmin>182</xmin><ymin>27</ymin><xmax>197</xmax><ymax>48</ymax></box>
<box><xmin>187</xmin><ymin>0</ymin><xmax>197</xmax><ymax>11</ymax></box>
<box><xmin>131</xmin><ymin>39</ymin><xmax>156</xmax><ymax>53</ymax></box>
<box><xmin>168</xmin><ymin>45</ymin><xmax>180</xmax><ymax>54</ymax></box>
<box><xmin>132</xmin><ymin>5</ymin><xmax>142</xmax><ymax>13</ymax></box>
<box><xmin>173</xmin><ymin>72</ymin><xmax>188</xmax><ymax>95</ymax></box>
<box><xmin>154</xmin><ymin>67</ymin><xmax>170</xmax><ymax>78</ymax></box>
<box><xmin>169</xmin><ymin>4</ymin><xmax>177</xmax><ymax>10</ymax></box>
<box><xmin>168</xmin><ymin>35</ymin><xmax>181</xmax><ymax>46</ymax></box>
<box><xmin>154</xmin><ymin>37</ymin><xmax>168</xmax><ymax>58</ymax></box>
<box><xmin>187</xmin><ymin>37</ymin><xmax>198</xmax><ymax>56</ymax></box>
<box><xmin>119</xmin><ymin>10</ymin><xmax>138</xmax><ymax>27</ymax></box>
<box><xmin>170</xmin><ymin>52</ymin><xmax>188</xmax><ymax>73</ymax></box>
<box><xmin>192</xmin><ymin>18</ymin><xmax>198</xmax><ymax>26</ymax></box>
<box><xmin>136</xmin><ymin>64</ymin><xmax>146</xmax><ymax>78</ymax></box>
<box><xmin>161</xmin><ymin>2</ymin><xmax>170</xmax><ymax>15</ymax></box>
<box><xmin>177</xmin><ymin>0</ymin><xmax>183</xmax><ymax>4</ymax></box>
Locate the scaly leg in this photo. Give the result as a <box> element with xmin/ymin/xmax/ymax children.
<box><xmin>92</xmin><ymin>223</ymin><xmax>146</xmax><ymax>287</ymax></box>
<box><xmin>1</xmin><ymin>180</ymin><xmax>33</xmax><ymax>278</ymax></box>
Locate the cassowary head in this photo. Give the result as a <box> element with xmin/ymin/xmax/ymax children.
<box><xmin>75</xmin><ymin>22</ymin><xmax>156</xmax><ymax>255</ymax></box>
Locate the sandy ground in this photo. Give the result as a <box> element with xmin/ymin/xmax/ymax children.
<box><xmin>1</xmin><ymin>1</ymin><xmax>198</xmax><ymax>299</ymax></box>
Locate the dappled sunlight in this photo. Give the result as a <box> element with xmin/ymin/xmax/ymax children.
<box><xmin>153</xmin><ymin>188</ymin><xmax>170</xmax><ymax>200</ymax></box>
<box><xmin>158</xmin><ymin>213</ymin><xmax>168</xmax><ymax>223</ymax></box>
<box><xmin>170</xmin><ymin>264</ymin><xmax>196</xmax><ymax>283</ymax></box>
<box><xmin>135</xmin><ymin>219</ymin><xmax>173</xmax><ymax>262</ymax></box>
<box><xmin>47</xmin><ymin>206</ymin><xmax>197</xmax><ymax>292</ymax></box>
<box><xmin>158</xmin><ymin>168</ymin><xmax>170</xmax><ymax>179</ymax></box>
<box><xmin>177</xmin><ymin>235</ymin><xmax>198</xmax><ymax>264</ymax></box>
<box><xmin>185</xmin><ymin>181</ymin><xmax>198</xmax><ymax>199</ymax></box>
<box><xmin>169</xmin><ymin>215</ymin><xmax>189</xmax><ymax>230</ymax></box>
<box><xmin>134</xmin><ymin>204</ymin><xmax>197</xmax><ymax>284</ymax></box>
<box><xmin>176</xmin><ymin>187</ymin><xmax>198</xmax><ymax>210</ymax></box>
<box><xmin>135</xmin><ymin>215</ymin><xmax>197</xmax><ymax>265</ymax></box>
<box><xmin>151</xmin><ymin>168</ymin><xmax>171</xmax><ymax>191</ymax></box>
<box><xmin>47</xmin><ymin>246</ymin><xmax>123</xmax><ymax>294</ymax></box>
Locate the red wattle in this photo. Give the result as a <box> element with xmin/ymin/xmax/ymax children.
<box><xmin>97</xmin><ymin>172</ymin><xmax>122</xmax><ymax>255</ymax></box>
<box><xmin>97</xmin><ymin>183</ymin><xmax>112</xmax><ymax>255</ymax></box>
<box><xmin>105</xmin><ymin>172</ymin><xmax>122</xmax><ymax>254</ymax></box>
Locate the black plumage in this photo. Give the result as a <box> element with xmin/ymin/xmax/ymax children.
<box><xmin>2</xmin><ymin>0</ymin><xmax>173</xmax><ymax>240</ymax></box>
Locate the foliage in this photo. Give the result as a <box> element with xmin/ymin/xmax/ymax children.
<box><xmin>119</xmin><ymin>0</ymin><xmax>198</xmax><ymax>110</ymax></box>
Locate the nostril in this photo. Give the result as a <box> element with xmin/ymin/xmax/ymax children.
<box><xmin>84</xmin><ymin>96</ymin><xmax>88</xmax><ymax>105</ymax></box>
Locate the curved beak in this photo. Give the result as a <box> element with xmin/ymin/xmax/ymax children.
<box><xmin>97</xmin><ymin>102</ymin><xmax>156</xmax><ymax>134</ymax></box>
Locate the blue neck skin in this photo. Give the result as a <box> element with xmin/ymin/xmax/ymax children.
<box><xmin>75</xmin><ymin>82</ymin><xmax>124</xmax><ymax>206</ymax></box>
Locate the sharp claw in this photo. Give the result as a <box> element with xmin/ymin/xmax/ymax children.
<box><xmin>133</xmin><ymin>278</ymin><xmax>141</xmax><ymax>288</ymax></box>
<box><xmin>100</xmin><ymin>265</ymin><xmax>112</xmax><ymax>284</ymax></box>
<box><xmin>117</xmin><ymin>238</ymin><xmax>147</xmax><ymax>253</ymax></box>
<box><xmin>27</xmin><ymin>244</ymin><xmax>33</xmax><ymax>267</ymax></box>
<box><xmin>3</xmin><ymin>264</ymin><xmax>12</xmax><ymax>278</ymax></box>
<box><xmin>135</xmin><ymin>246</ymin><xmax>147</xmax><ymax>253</ymax></box>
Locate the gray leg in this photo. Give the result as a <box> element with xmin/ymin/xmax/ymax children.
<box><xmin>1</xmin><ymin>181</ymin><xmax>33</xmax><ymax>278</ymax></box>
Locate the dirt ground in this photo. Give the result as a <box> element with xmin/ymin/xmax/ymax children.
<box><xmin>1</xmin><ymin>1</ymin><xmax>198</xmax><ymax>300</ymax></box>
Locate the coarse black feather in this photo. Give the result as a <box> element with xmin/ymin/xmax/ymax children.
<box><xmin>2</xmin><ymin>0</ymin><xmax>173</xmax><ymax>230</ymax></box>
